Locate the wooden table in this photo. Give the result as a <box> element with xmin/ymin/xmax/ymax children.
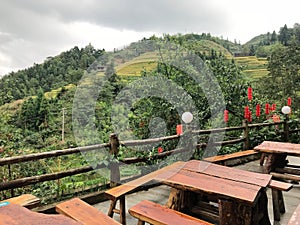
<box><xmin>0</xmin><ymin>202</ymin><xmax>81</xmax><ymax>225</ymax></box>
<box><xmin>154</xmin><ymin>160</ymin><xmax>272</xmax><ymax>225</ymax></box>
<box><xmin>254</xmin><ymin>141</ymin><xmax>300</xmax><ymax>174</ymax></box>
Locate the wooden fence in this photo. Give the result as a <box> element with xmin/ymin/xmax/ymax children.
<box><xmin>0</xmin><ymin>119</ymin><xmax>299</xmax><ymax>202</ymax></box>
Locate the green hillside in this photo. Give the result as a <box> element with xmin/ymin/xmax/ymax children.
<box><xmin>116</xmin><ymin>52</ymin><xmax>158</xmax><ymax>76</ymax></box>
<box><xmin>235</xmin><ymin>56</ymin><xmax>268</xmax><ymax>79</ymax></box>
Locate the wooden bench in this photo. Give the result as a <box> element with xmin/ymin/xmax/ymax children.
<box><xmin>105</xmin><ymin>161</ymin><xmax>185</xmax><ymax>224</ymax></box>
<box><xmin>129</xmin><ymin>200</ymin><xmax>213</xmax><ymax>225</ymax></box>
<box><xmin>203</xmin><ymin>150</ymin><xmax>260</xmax><ymax>166</ymax></box>
<box><xmin>288</xmin><ymin>203</ymin><xmax>300</xmax><ymax>225</ymax></box>
<box><xmin>269</xmin><ymin>179</ymin><xmax>293</xmax><ymax>221</ymax></box>
<box><xmin>0</xmin><ymin>194</ymin><xmax>41</xmax><ymax>209</ymax></box>
<box><xmin>55</xmin><ymin>197</ymin><xmax>121</xmax><ymax>225</ymax></box>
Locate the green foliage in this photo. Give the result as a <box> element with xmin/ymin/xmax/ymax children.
<box><xmin>258</xmin><ymin>38</ymin><xmax>300</xmax><ymax>109</ymax></box>
<box><xmin>0</xmin><ymin>45</ymin><xmax>104</xmax><ymax>106</ymax></box>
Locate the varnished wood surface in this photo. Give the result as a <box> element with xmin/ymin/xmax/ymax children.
<box><xmin>105</xmin><ymin>161</ymin><xmax>185</xmax><ymax>199</ymax></box>
<box><xmin>203</xmin><ymin>150</ymin><xmax>258</xmax><ymax>163</ymax></box>
<box><xmin>129</xmin><ymin>200</ymin><xmax>213</xmax><ymax>225</ymax></box>
<box><xmin>56</xmin><ymin>197</ymin><xmax>121</xmax><ymax>225</ymax></box>
<box><xmin>156</xmin><ymin>169</ymin><xmax>261</xmax><ymax>205</ymax></box>
<box><xmin>0</xmin><ymin>194</ymin><xmax>40</xmax><ymax>209</ymax></box>
<box><xmin>0</xmin><ymin>203</ymin><xmax>81</xmax><ymax>225</ymax></box>
<box><xmin>254</xmin><ymin>141</ymin><xmax>300</xmax><ymax>156</ymax></box>
<box><xmin>182</xmin><ymin>160</ymin><xmax>271</xmax><ymax>187</ymax></box>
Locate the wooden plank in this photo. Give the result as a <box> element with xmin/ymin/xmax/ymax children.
<box><xmin>129</xmin><ymin>200</ymin><xmax>213</xmax><ymax>225</ymax></box>
<box><xmin>55</xmin><ymin>198</ymin><xmax>121</xmax><ymax>225</ymax></box>
<box><xmin>276</xmin><ymin>167</ymin><xmax>300</xmax><ymax>176</ymax></box>
<box><xmin>203</xmin><ymin>150</ymin><xmax>258</xmax><ymax>163</ymax></box>
<box><xmin>269</xmin><ymin>179</ymin><xmax>293</xmax><ymax>191</ymax></box>
<box><xmin>254</xmin><ymin>141</ymin><xmax>300</xmax><ymax>156</ymax></box>
<box><xmin>156</xmin><ymin>169</ymin><xmax>261</xmax><ymax>204</ymax></box>
<box><xmin>288</xmin><ymin>203</ymin><xmax>300</xmax><ymax>225</ymax></box>
<box><xmin>0</xmin><ymin>194</ymin><xmax>40</xmax><ymax>209</ymax></box>
<box><xmin>271</xmin><ymin>172</ymin><xmax>300</xmax><ymax>182</ymax></box>
<box><xmin>105</xmin><ymin>161</ymin><xmax>184</xmax><ymax>200</ymax></box>
<box><xmin>0</xmin><ymin>203</ymin><xmax>81</xmax><ymax>225</ymax></box>
<box><xmin>183</xmin><ymin>160</ymin><xmax>271</xmax><ymax>187</ymax></box>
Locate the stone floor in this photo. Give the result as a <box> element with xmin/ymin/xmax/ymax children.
<box><xmin>94</xmin><ymin>157</ymin><xmax>300</xmax><ymax>225</ymax></box>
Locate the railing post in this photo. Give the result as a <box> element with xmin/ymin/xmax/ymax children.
<box><xmin>8</xmin><ymin>164</ymin><xmax>14</xmax><ymax>197</ymax></box>
<box><xmin>283</xmin><ymin>116</ymin><xmax>289</xmax><ymax>142</ymax></box>
<box><xmin>243</xmin><ymin>120</ymin><xmax>250</xmax><ymax>150</ymax></box>
<box><xmin>109</xmin><ymin>133</ymin><xmax>120</xmax><ymax>188</ymax></box>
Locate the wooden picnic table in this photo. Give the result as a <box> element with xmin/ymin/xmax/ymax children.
<box><xmin>254</xmin><ymin>141</ymin><xmax>300</xmax><ymax>174</ymax></box>
<box><xmin>154</xmin><ymin>160</ymin><xmax>272</xmax><ymax>225</ymax></box>
<box><xmin>0</xmin><ymin>202</ymin><xmax>81</xmax><ymax>225</ymax></box>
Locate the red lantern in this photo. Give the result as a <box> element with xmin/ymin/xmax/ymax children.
<box><xmin>271</xmin><ymin>103</ymin><xmax>276</xmax><ymax>111</ymax></box>
<box><xmin>247</xmin><ymin>87</ymin><xmax>253</xmax><ymax>101</ymax></box>
<box><xmin>256</xmin><ymin>104</ymin><xmax>261</xmax><ymax>117</ymax></box>
<box><xmin>158</xmin><ymin>147</ymin><xmax>163</xmax><ymax>153</ymax></box>
<box><xmin>287</xmin><ymin>97</ymin><xmax>292</xmax><ymax>106</ymax></box>
<box><xmin>244</xmin><ymin>106</ymin><xmax>250</xmax><ymax>119</ymax></box>
<box><xmin>248</xmin><ymin>111</ymin><xmax>252</xmax><ymax>122</ymax></box>
<box><xmin>265</xmin><ymin>103</ymin><xmax>270</xmax><ymax>115</ymax></box>
<box><xmin>176</xmin><ymin>124</ymin><xmax>183</xmax><ymax>135</ymax></box>
<box><xmin>224</xmin><ymin>110</ymin><xmax>229</xmax><ymax>123</ymax></box>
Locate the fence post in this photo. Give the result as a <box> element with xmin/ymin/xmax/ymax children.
<box><xmin>109</xmin><ymin>133</ymin><xmax>120</xmax><ymax>188</ymax></box>
<box><xmin>283</xmin><ymin>116</ymin><xmax>289</xmax><ymax>142</ymax></box>
<box><xmin>243</xmin><ymin>120</ymin><xmax>250</xmax><ymax>150</ymax></box>
<box><xmin>8</xmin><ymin>164</ymin><xmax>14</xmax><ymax>197</ymax></box>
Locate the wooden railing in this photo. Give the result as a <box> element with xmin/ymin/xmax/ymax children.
<box><xmin>0</xmin><ymin>119</ymin><xmax>299</xmax><ymax>202</ymax></box>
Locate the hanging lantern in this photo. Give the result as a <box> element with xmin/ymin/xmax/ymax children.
<box><xmin>265</xmin><ymin>103</ymin><xmax>270</xmax><ymax>115</ymax></box>
<box><xmin>224</xmin><ymin>110</ymin><xmax>229</xmax><ymax>123</ymax></box>
<box><xmin>248</xmin><ymin>111</ymin><xmax>252</xmax><ymax>122</ymax></box>
<box><xmin>244</xmin><ymin>106</ymin><xmax>250</xmax><ymax>119</ymax></box>
<box><xmin>271</xmin><ymin>103</ymin><xmax>276</xmax><ymax>111</ymax></box>
<box><xmin>247</xmin><ymin>87</ymin><xmax>253</xmax><ymax>101</ymax></box>
<box><xmin>176</xmin><ymin>124</ymin><xmax>183</xmax><ymax>135</ymax></box>
<box><xmin>287</xmin><ymin>97</ymin><xmax>292</xmax><ymax>106</ymax></box>
<box><xmin>256</xmin><ymin>104</ymin><xmax>261</xmax><ymax>117</ymax></box>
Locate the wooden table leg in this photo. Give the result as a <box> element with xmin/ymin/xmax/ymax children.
<box><xmin>254</xmin><ymin>190</ymin><xmax>271</xmax><ymax>225</ymax></box>
<box><xmin>265</xmin><ymin>154</ymin><xmax>287</xmax><ymax>173</ymax></box>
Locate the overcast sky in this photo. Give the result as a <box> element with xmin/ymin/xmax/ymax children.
<box><xmin>0</xmin><ymin>0</ymin><xmax>299</xmax><ymax>76</ymax></box>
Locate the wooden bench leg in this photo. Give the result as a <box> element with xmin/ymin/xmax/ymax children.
<box><xmin>108</xmin><ymin>199</ymin><xmax>117</xmax><ymax>218</ymax></box>
<box><xmin>260</xmin><ymin>153</ymin><xmax>266</xmax><ymax>166</ymax></box>
<box><xmin>137</xmin><ymin>220</ymin><xmax>145</xmax><ymax>225</ymax></box>
<box><xmin>278</xmin><ymin>190</ymin><xmax>285</xmax><ymax>213</ymax></box>
<box><xmin>272</xmin><ymin>189</ymin><xmax>282</xmax><ymax>221</ymax></box>
<box><xmin>119</xmin><ymin>196</ymin><xmax>126</xmax><ymax>225</ymax></box>
<box><xmin>107</xmin><ymin>197</ymin><xmax>127</xmax><ymax>225</ymax></box>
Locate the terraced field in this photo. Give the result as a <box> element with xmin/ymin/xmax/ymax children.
<box><xmin>116</xmin><ymin>52</ymin><xmax>158</xmax><ymax>76</ymax></box>
<box><xmin>114</xmin><ymin>46</ymin><xmax>269</xmax><ymax>81</ymax></box>
<box><xmin>235</xmin><ymin>56</ymin><xmax>268</xmax><ymax>79</ymax></box>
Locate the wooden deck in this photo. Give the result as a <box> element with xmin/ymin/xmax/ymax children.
<box><xmin>94</xmin><ymin>157</ymin><xmax>300</xmax><ymax>225</ymax></box>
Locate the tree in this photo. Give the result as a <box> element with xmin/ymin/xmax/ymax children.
<box><xmin>271</xmin><ymin>31</ymin><xmax>277</xmax><ymax>43</ymax></box>
<box><xmin>249</xmin><ymin>45</ymin><xmax>255</xmax><ymax>56</ymax></box>
<box><xmin>259</xmin><ymin>38</ymin><xmax>300</xmax><ymax>107</ymax></box>
<box><xmin>278</xmin><ymin>24</ymin><xmax>291</xmax><ymax>46</ymax></box>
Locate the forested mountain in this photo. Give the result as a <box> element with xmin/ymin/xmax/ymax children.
<box><xmin>243</xmin><ymin>23</ymin><xmax>300</xmax><ymax>57</ymax></box>
<box><xmin>0</xmin><ymin>44</ymin><xmax>103</xmax><ymax>105</ymax></box>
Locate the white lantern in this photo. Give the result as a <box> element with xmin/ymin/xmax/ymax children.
<box><xmin>281</xmin><ymin>106</ymin><xmax>291</xmax><ymax>115</ymax></box>
<box><xmin>182</xmin><ymin>112</ymin><xmax>193</xmax><ymax>124</ymax></box>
